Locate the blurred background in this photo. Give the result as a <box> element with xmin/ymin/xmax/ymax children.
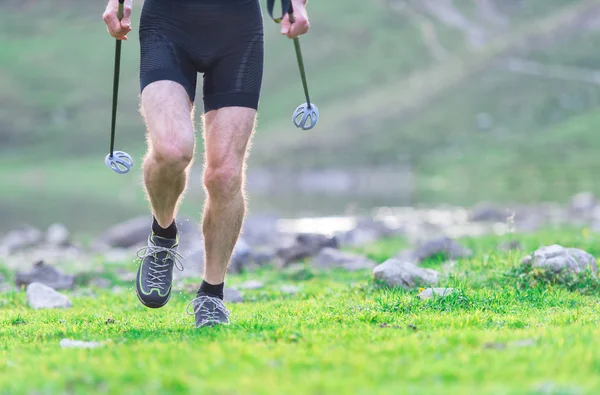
<box><xmin>2</xmin><ymin>0</ymin><xmax>600</xmax><ymax>239</ymax></box>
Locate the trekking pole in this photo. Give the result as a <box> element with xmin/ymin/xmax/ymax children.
<box><xmin>267</xmin><ymin>0</ymin><xmax>319</xmax><ymax>130</ymax></box>
<box><xmin>105</xmin><ymin>0</ymin><xmax>134</xmax><ymax>174</ymax></box>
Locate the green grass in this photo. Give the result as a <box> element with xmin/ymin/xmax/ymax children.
<box><xmin>3</xmin><ymin>228</ymin><xmax>600</xmax><ymax>394</ymax></box>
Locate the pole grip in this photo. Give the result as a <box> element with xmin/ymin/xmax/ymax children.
<box><xmin>118</xmin><ymin>0</ymin><xmax>124</xmax><ymax>21</ymax></box>
<box><xmin>287</xmin><ymin>1</ymin><xmax>295</xmax><ymax>23</ymax></box>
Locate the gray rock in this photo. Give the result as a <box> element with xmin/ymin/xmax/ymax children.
<box><xmin>419</xmin><ymin>287</ymin><xmax>455</xmax><ymax>300</ymax></box>
<box><xmin>312</xmin><ymin>248</ymin><xmax>377</xmax><ymax>271</ymax></box>
<box><xmin>280</xmin><ymin>285</ymin><xmax>300</xmax><ymax>295</ymax></box>
<box><xmin>230</xmin><ymin>238</ymin><xmax>253</xmax><ymax>273</ymax></box>
<box><xmin>528</xmin><ymin>244</ymin><xmax>597</xmax><ymax>275</ymax></box>
<box><xmin>412</xmin><ymin>236</ymin><xmax>472</xmax><ymax>262</ymax></box>
<box><xmin>337</xmin><ymin>218</ymin><xmax>395</xmax><ymax>247</ymax></box>
<box><xmin>96</xmin><ymin>216</ymin><xmax>151</xmax><ymax>249</ymax></box>
<box><xmin>46</xmin><ymin>223</ymin><xmax>70</xmax><ymax>247</ymax></box>
<box><xmin>27</xmin><ymin>282</ymin><xmax>72</xmax><ymax>309</ymax></box>
<box><xmin>15</xmin><ymin>261</ymin><xmax>75</xmax><ymax>290</ymax></box>
<box><xmin>59</xmin><ymin>339</ymin><xmax>103</xmax><ymax>349</ymax></box>
<box><xmin>337</xmin><ymin>226</ymin><xmax>381</xmax><ymax>247</ymax></box>
<box><xmin>276</xmin><ymin>233</ymin><xmax>338</xmax><ymax>265</ymax></box>
<box><xmin>0</xmin><ymin>225</ymin><xmax>44</xmax><ymax>254</ymax></box>
<box><xmin>373</xmin><ymin>259</ymin><xmax>439</xmax><ymax>289</ymax></box>
<box><xmin>251</xmin><ymin>247</ymin><xmax>276</xmax><ymax>266</ymax></box>
<box><xmin>223</xmin><ymin>287</ymin><xmax>244</xmax><ymax>303</ymax></box>
<box><xmin>238</xmin><ymin>280</ymin><xmax>264</xmax><ymax>290</ymax></box>
<box><xmin>470</xmin><ymin>202</ymin><xmax>509</xmax><ymax>222</ymax></box>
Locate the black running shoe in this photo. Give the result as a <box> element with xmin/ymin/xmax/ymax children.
<box><xmin>186</xmin><ymin>291</ymin><xmax>231</xmax><ymax>327</ymax></box>
<box><xmin>135</xmin><ymin>233</ymin><xmax>184</xmax><ymax>308</ymax></box>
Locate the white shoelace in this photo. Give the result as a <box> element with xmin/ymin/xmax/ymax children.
<box><xmin>136</xmin><ymin>245</ymin><xmax>185</xmax><ymax>289</ymax></box>
<box><xmin>186</xmin><ymin>295</ymin><xmax>231</xmax><ymax>326</ymax></box>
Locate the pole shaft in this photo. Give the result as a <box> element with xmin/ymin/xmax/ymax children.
<box><xmin>109</xmin><ymin>0</ymin><xmax>125</xmax><ymax>156</ymax></box>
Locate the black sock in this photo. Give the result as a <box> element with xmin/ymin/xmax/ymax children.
<box><xmin>198</xmin><ymin>280</ymin><xmax>224</xmax><ymax>300</ymax></box>
<box><xmin>152</xmin><ymin>217</ymin><xmax>178</xmax><ymax>239</ymax></box>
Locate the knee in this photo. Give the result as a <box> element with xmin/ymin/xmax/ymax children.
<box><xmin>203</xmin><ymin>164</ymin><xmax>243</xmax><ymax>200</ymax></box>
<box><xmin>151</xmin><ymin>142</ymin><xmax>194</xmax><ymax>172</ymax></box>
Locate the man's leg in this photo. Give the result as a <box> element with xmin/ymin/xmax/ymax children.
<box><xmin>186</xmin><ymin>106</ymin><xmax>256</xmax><ymax>327</ymax></box>
<box><xmin>141</xmin><ymin>81</ymin><xmax>196</xmax><ymax>226</ymax></box>
<box><xmin>201</xmin><ymin>106</ymin><xmax>256</xmax><ymax>284</ymax></box>
<box><xmin>135</xmin><ymin>80</ymin><xmax>195</xmax><ymax>309</ymax></box>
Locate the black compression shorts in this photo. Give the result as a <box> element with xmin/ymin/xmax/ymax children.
<box><xmin>139</xmin><ymin>0</ymin><xmax>264</xmax><ymax>112</ymax></box>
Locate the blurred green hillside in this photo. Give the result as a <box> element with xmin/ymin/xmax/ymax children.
<box><xmin>2</xmin><ymin>0</ymin><xmax>600</xmax><ymax>233</ymax></box>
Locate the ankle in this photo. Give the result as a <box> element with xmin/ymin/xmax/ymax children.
<box><xmin>198</xmin><ymin>280</ymin><xmax>224</xmax><ymax>300</ymax></box>
<box><xmin>152</xmin><ymin>217</ymin><xmax>178</xmax><ymax>239</ymax></box>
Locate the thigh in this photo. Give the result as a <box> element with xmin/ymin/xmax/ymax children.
<box><xmin>141</xmin><ymin>81</ymin><xmax>196</xmax><ymax>150</ymax></box>
<box><xmin>202</xmin><ymin>107</ymin><xmax>257</xmax><ymax>170</ymax></box>
<box><xmin>201</xmin><ymin>2</ymin><xmax>264</xmax><ymax>113</ymax></box>
<box><xmin>139</xmin><ymin>0</ymin><xmax>198</xmax><ymax>103</ymax></box>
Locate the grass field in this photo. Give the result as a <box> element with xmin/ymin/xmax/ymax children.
<box><xmin>2</xmin><ymin>228</ymin><xmax>600</xmax><ymax>394</ymax></box>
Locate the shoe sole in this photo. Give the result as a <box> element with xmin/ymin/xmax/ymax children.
<box><xmin>135</xmin><ymin>289</ymin><xmax>171</xmax><ymax>309</ymax></box>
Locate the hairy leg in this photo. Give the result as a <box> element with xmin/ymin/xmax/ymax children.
<box><xmin>201</xmin><ymin>106</ymin><xmax>256</xmax><ymax>284</ymax></box>
<box><xmin>140</xmin><ymin>81</ymin><xmax>196</xmax><ymax>228</ymax></box>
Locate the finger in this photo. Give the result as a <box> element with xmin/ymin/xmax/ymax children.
<box><xmin>280</xmin><ymin>15</ymin><xmax>290</xmax><ymax>35</ymax></box>
<box><xmin>121</xmin><ymin>7</ymin><xmax>132</xmax><ymax>29</ymax></box>
<box><xmin>104</xmin><ymin>14</ymin><xmax>122</xmax><ymax>37</ymax></box>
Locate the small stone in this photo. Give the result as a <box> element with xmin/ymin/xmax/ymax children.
<box><xmin>280</xmin><ymin>285</ymin><xmax>300</xmax><ymax>295</ymax></box>
<box><xmin>238</xmin><ymin>280</ymin><xmax>264</xmax><ymax>290</ymax></box>
<box><xmin>470</xmin><ymin>202</ymin><xmax>508</xmax><ymax>222</ymax></box>
<box><xmin>15</xmin><ymin>260</ymin><xmax>75</xmax><ymax>290</ymax></box>
<box><xmin>419</xmin><ymin>287</ymin><xmax>455</xmax><ymax>299</ymax></box>
<box><xmin>230</xmin><ymin>238</ymin><xmax>253</xmax><ymax>273</ymax></box>
<box><xmin>312</xmin><ymin>248</ymin><xmax>377</xmax><ymax>271</ymax></box>
<box><xmin>529</xmin><ymin>244</ymin><xmax>597</xmax><ymax>275</ymax></box>
<box><xmin>412</xmin><ymin>236</ymin><xmax>472</xmax><ymax>262</ymax></box>
<box><xmin>223</xmin><ymin>287</ymin><xmax>244</xmax><ymax>303</ymax></box>
<box><xmin>251</xmin><ymin>248</ymin><xmax>276</xmax><ymax>266</ymax></box>
<box><xmin>46</xmin><ymin>223</ymin><xmax>70</xmax><ymax>246</ymax></box>
<box><xmin>27</xmin><ymin>282</ymin><xmax>72</xmax><ymax>309</ymax></box>
<box><xmin>276</xmin><ymin>233</ymin><xmax>338</xmax><ymax>265</ymax></box>
<box><xmin>373</xmin><ymin>259</ymin><xmax>439</xmax><ymax>289</ymax></box>
<box><xmin>59</xmin><ymin>339</ymin><xmax>103</xmax><ymax>349</ymax></box>
<box><xmin>95</xmin><ymin>216</ymin><xmax>151</xmax><ymax>249</ymax></box>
